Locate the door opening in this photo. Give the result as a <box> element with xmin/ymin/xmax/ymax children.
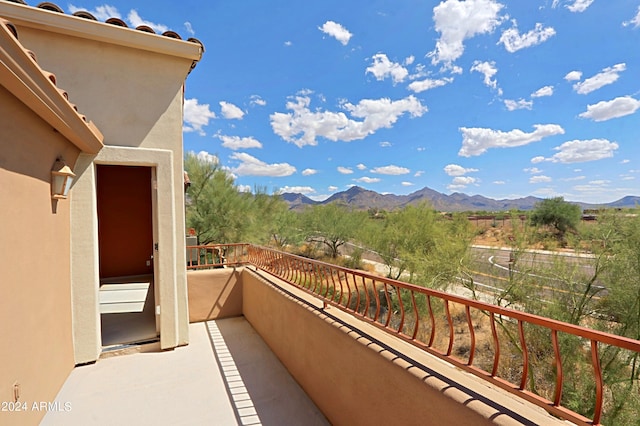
<box><xmin>96</xmin><ymin>165</ymin><xmax>158</xmax><ymax>347</ymax></box>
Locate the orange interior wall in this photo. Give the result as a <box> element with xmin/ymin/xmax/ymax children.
<box><xmin>96</xmin><ymin>165</ymin><xmax>153</xmax><ymax>279</ymax></box>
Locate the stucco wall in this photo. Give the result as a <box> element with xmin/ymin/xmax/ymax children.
<box><xmin>5</xmin><ymin>13</ymin><xmax>196</xmax><ymax>359</ymax></box>
<box><xmin>187</xmin><ymin>268</ymin><xmax>244</xmax><ymax>322</ymax></box>
<box><xmin>241</xmin><ymin>269</ymin><xmax>567</xmax><ymax>426</ymax></box>
<box><xmin>0</xmin><ymin>86</ymin><xmax>79</xmax><ymax>425</ymax></box>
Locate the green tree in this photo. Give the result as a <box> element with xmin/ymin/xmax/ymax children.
<box><xmin>184</xmin><ymin>153</ymin><xmax>287</xmax><ymax>244</ymax></box>
<box><xmin>299</xmin><ymin>204</ymin><xmax>366</xmax><ymax>258</ymax></box>
<box><xmin>530</xmin><ymin>197</ymin><xmax>581</xmax><ymax>240</ymax></box>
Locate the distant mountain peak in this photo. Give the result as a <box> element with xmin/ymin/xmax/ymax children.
<box><xmin>281</xmin><ymin>186</ymin><xmax>639</xmax><ymax>212</ymax></box>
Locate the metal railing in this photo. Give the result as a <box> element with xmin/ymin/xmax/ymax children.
<box><xmin>186</xmin><ymin>243</ymin><xmax>640</xmax><ymax>425</ymax></box>
<box><xmin>186</xmin><ymin>243</ymin><xmax>248</xmax><ymax>269</ymax></box>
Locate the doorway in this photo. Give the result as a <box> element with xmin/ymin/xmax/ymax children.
<box><xmin>96</xmin><ymin>165</ymin><xmax>158</xmax><ymax>347</ymax></box>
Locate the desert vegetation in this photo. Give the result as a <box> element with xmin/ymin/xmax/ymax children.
<box><xmin>185</xmin><ymin>153</ymin><xmax>640</xmax><ymax>423</ymax></box>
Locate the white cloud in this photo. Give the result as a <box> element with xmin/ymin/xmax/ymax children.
<box><xmin>405</xmin><ymin>56</ymin><xmax>415</xmax><ymax>65</ymax></box>
<box><xmin>444</xmin><ymin>164</ymin><xmax>479</xmax><ymax>176</ymax></box>
<box><xmin>447</xmin><ymin>176</ymin><xmax>478</xmax><ymax>190</ymax></box>
<box><xmin>401</xmin><ymin>181</ymin><xmax>414</xmax><ymax>186</ymax></box>
<box><xmin>529</xmin><ymin>175</ymin><xmax>552</xmax><ymax>183</ymax></box>
<box><xmin>183</xmin><ymin>98</ymin><xmax>216</xmax><ymax>135</ymax></box>
<box><xmin>459</xmin><ymin>124</ymin><xmax>565</xmax><ymax>157</ymax></box>
<box><xmin>620</xmin><ymin>159</ymin><xmax>630</xmax><ymax>164</ymax></box>
<box><xmin>236</xmin><ymin>185</ymin><xmax>252</xmax><ymax>193</ymax></box>
<box><xmin>493</xmin><ymin>180</ymin><xmax>505</xmax><ymax>184</ymax></box>
<box><xmin>217</xmin><ymin>135</ymin><xmax>262</xmax><ymax>150</ymax></box>
<box><xmin>127</xmin><ymin>10</ymin><xmax>169</xmax><ymax>33</ymax></box>
<box><xmin>564</xmin><ymin>70</ymin><xmax>582</xmax><ymax>81</ymax></box>
<box><xmin>302</xmin><ymin>169</ymin><xmax>318</xmax><ymax>176</ymax></box>
<box><xmin>531</xmin><ymin>86</ymin><xmax>554</xmax><ymax>98</ymax></box>
<box><xmin>562</xmin><ymin>175</ymin><xmax>586</xmax><ymax>181</ymax></box>
<box><xmin>498</xmin><ymin>22</ymin><xmax>556</xmax><ymax>53</ymax></box>
<box><xmin>328</xmin><ymin>186</ymin><xmax>339</xmax><ymax>191</ymax></box>
<box><xmin>354</xmin><ymin>176</ymin><xmax>381</xmax><ymax>183</ymax></box>
<box><xmin>366</xmin><ymin>53</ymin><xmax>409</xmax><ymax>84</ymax></box>
<box><xmin>471</xmin><ymin>61</ymin><xmax>499</xmax><ymax>90</ymax></box>
<box><xmin>573</xmin><ymin>63</ymin><xmax>626</xmax><ymax>95</ymax></box>
<box><xmin>578</xmin><ymin>96</ymin><xmax>640</xmax><ymax>122</ymax></box>
<box><xmin>407</xmin><ymin>77</ymin><xmax>454</xmax><ymax>93</ymax></box>
<box><xmin>270</xmin><ymin>95</ymin><xmax>427</xmax><ymax>147</ymax></box>
<box><xmin>356</xmin><ymin>163</ymin><xmax>367</xmax><ymax>170</ymax></box>
<box><xmin>566</xmin><ymin>0</ymin><xmax>594</xmax><ymax>13</ymax></box>
<box><xmin>195</xmin><ymin>150</ymin><xmax>219</xmax><ymax>164</ymax></box>
<box><xmin>531</xmin><ymin>156</ymin><xmax>546</xmax><ymax>164</ymax></box>
<box><xmin>429</xmin><ymin>0</ymin><xmax>505</xmax><ymax>66</ymax></box>
<box><xmin>229</xmin><ymin>153</ymin><xmax>295</xmax><ymax>177</ymax></box>
<box><xmin>280</xmin><ymin>186</ymin><xmax>315</xmax><ymax>194</ymax></box>
<box><xmin>623</xmin><ymin>6</ymin><xmax>640</xmax><ymax>28</ymax></box>
<box><xmin>184</xmin><ymin>21</ymin><xmax>195</xmax><ymax>36</ymax></box>
<box><xmin>318</xmin><ymin>21</ymin><xmax>353</xmax><ymax>45</ymax></box>
<box><xmin>219</xmin><ymin>101</ymin><xmax>245</xmax><ymax>120</ymax></box>
<box><xmin>414</xmin><ymin>171</ymin><xmax>424</xmax><ymax>177</ymax></box>
<box><xmin>337</xmin><ymin>167</ymin><xmax>353</xmax><ymax>174</ymax></box>
<box><xmin>540</xmin><ymin>139</ymin><xmax>619</xmax><ymax>163</ymax></box>
<box><xmin>524</xmin><ymin>167</ymin><xmax>542</xmax><ymax>174</ymax></box>
<box><xmin>370</xmin><ymin>165</ymin><xmax>410</xmax><ymax>175</ymax></box>
<box><xmin>379</xmin><ymin>141</ymin><xmax>392</xmax><ymax>147</ymax></box>
<box><xmin>68</xmin><ymin>4</ymin><xmax>121</xmax><ymax>20</ymax></box>
<box><xmin>504</xmin><ymin>99</ymin><xmax>533</xmax><ymax>111</ymax></box>
<box><xmin>250</xmin><ymin>95</ymin><xmax>267</xmax><ymax>107</ymax></box>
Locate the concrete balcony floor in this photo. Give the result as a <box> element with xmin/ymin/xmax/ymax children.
<box><xmin>42</xmin><ymin>318</ymin><xmax>329</xmax><ymax>426</ymax></box>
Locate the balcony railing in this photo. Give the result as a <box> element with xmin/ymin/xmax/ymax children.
<box><xmin>187</xmin><ymin>243</ymin><xmax>640</xmax><ymax>425</ymax></box>
<box><xmin>186</xmin><ymin>243</ymin><xmax>248</xmax><ymax>269</ymax></box>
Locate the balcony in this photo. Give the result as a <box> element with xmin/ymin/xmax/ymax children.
<box><xmin>45</xmin><ymin>244</ymin><xmax>640</xmax><ymax>425</ymax></box>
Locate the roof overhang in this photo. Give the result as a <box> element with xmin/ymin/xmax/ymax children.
<box><xmin>0</xmin><ymin>16</ymin><xmax>104</xmax><ymax>154</ymax></box>
<box><xmin>0</xmin><ymin>2</ymin><xmax>203</xmax><ymax>64</ymax></box>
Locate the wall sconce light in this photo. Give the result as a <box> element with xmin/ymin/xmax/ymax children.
<box><xmin>51</xmin><ymin>158</ymin><xmax>75</xmax><ymax>200</ymax></box>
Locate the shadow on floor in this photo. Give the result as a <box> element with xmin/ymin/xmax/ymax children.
<box><xmin>207</xmin><ymin>318</ymin><xmax>329</xmax><ymax>426</ymax></box>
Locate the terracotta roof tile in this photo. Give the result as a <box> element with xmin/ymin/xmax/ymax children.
<box><xmin>7</xmin><ymin>0</ymin><xmax>204</xmax><ymax>48</ymax></box>
<box><xmin>36</xmin><ymin>2</ymin><xmax>62</xmax><ymax>13</ymax></box>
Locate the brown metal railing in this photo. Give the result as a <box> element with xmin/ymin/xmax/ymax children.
<box><xmin>186</xmin><ymin>243</ymin><xmax>248</xmax><ymax>269</ymax></box>
<box><xmin>241</xmin><ymin>245</ymin><xmax>640</xmax><ymax>426</ymax></box>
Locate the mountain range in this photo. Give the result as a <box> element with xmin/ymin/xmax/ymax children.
<box><xmin>281</xmin><ymin>186</ymin><xmax>640</xmax><ymax>212</ymax></box>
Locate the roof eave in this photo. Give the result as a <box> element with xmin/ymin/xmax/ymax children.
<box><xmin>0</xmin><ymin>19</ymin><xmax>104</xmax><ymax>154</ymax></box>
<box><xmin>0</xmin><ymin>2</ymin><xmax>203</xmax><ymax>64</ymax></box>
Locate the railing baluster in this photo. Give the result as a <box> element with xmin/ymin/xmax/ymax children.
<box><xmin>591</xmin><ymin>340</ymin><xmax>603</xmax><ymax>425</ymax></box>
<box><xmin>551</xmin><ymin>329</ymin><xmax>563</xmax><ymax>407</ymax></box>
<box><xmin>353</xmin><ymin>272</ymin><xmax>361</xmax><ymax>315</ymax></box>
<box><xmin>427</xmin><ymin>295</ymin><xmax>435</xmax><ymax>347</ymax></box>
<box><xmin>383</xmin><ymin>283</ymin><xmax>392</xmax><ymax>327</ymax></box>
<box><xmin>466</xmin><ymin>305</ymin><xmax>475</xmax><ymax>366</ymax></box>
<box><xmin>518</xmin><ymin>320</ymin><xmax>529</xmax><ymax>391</ymax></box>
<box><xmin>397</xmin><ymin>286</ymin><xmax>405</xmax><ymax>334</ymax></box>
<box><xmin>445</xmin><ymin>300</ymin><xmax>454</xmax><ymax>356</ymax></box>
<box><xmin>373</xmin><ymin>279</ymin><xmax>381</xmax><ymax>322</ymax></box>
<box><xmin>363</xmin><ymin>276</ymin><xmax>370</xmax><ymax>318</ymax></box>
<box><xmin>490</xmin><ymin>312</ymin><xmax>500</xmax><ymax>377</ymax></box>
<box><xmin>411</xmin><ymin>290</ymin><xmax>419</xmax><ymax>340</ymax></box>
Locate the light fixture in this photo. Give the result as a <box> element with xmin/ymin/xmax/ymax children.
<box><xmin>51</xmin><ymin>158</ymin><xmax>75</xmax><ymax>199</ymax></box>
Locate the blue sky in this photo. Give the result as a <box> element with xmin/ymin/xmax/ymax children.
<box><xmin>68</xmin><ymin>1</ymin><xmax>639</xmax><ymax>203</ymax></box>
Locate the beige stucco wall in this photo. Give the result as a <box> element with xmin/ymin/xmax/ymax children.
<box><xmin>0</xmin><ymin>86</ymin><xmax>80</xmax><ymax>425</ymax></box>
<box><xmin>71</xmin><ymin>146</ymin><xmax>185</xmax><ymax>356</ymax></box>
<box><xmin>187</xmin><ymin>268</ymin><xmax>244</xmax><ymax>322</ymax></box>
<box><xmin>4</xmin><ymin>7</ymin><xmax>199</xmax><ymax>361</ymax></box>
<box><xmin>241</xmin><ymin>269</ymin><xmax>568</xmax><ymax>426</ymax></box>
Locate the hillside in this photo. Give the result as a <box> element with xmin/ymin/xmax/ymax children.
<box><xmin>280</xmin><ymin>186</ymin><xmax>640</xmax><ymax>212</ymax></box>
